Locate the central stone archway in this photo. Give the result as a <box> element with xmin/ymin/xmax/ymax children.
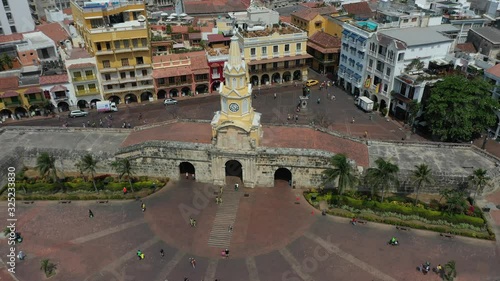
<box><xmin>225</xmin><ymin>160</ymin><xmax>242</xmax><ymax>181</ymax></box>
<box><xmin>274</xmin><ymin>168</ymin><xmax>292</xmax><ymax>187</ymax></box>
<box><xmin>179</xmin><ymin>162</ymin><xmax>195</xmax><ymax>179</ymax></box>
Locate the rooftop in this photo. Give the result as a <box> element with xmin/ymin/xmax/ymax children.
<box><xmin>39</xmin><ymin>74</ymin><xmax>69</xmax><ymax>85</ymax></box>
<box><xmin>17</xmin><ymin>32</ymin><xmax>54</xmax><ymax>52</ymax></box>
<box><xmin>470</xmin><ymin>26</ymin><xmax>500</xmax><ymax>44</ymax></box>
<box><xmin>486</xmin><ymin>64</ymin><xmax>500</xmax><ymax>78</ymax></box>
<box><xmin>291</xmin><ymin>6</ymin><xmax>338</xmax><ymax>21</ymax></box>
<box><xmin>307</xmin><ymin>31</ymin><xmax>341</xmax><ymax>53</ymax></box>
<box><xmin>184</xmin><ymin>0</ymin><xmax>248</xmax><ymax>15</ymax></box>
<box><xmin>378</xmin><ymin>25</ymin><xmax>456</xmax><ymax>47</ymax></box>
<box><xmin>0</xmin><ymin>77</ymin><xmax>19</xmax><ymax>91</ymax></box>
<box><xmin>0</xmin><ymin>33</ymin><xmax>23</xmax><ymax>44</ymax></box>
<box><xmin>455</xmin><ymin>42</ymin><xmax>477</xmax><ymax>53</ymax></box>
<box><xmin>67</xmin><ymin>47</ymin><xmax>93</xmax><ymax>60</ymax></box>
<box><xmin>342</xmin><ymin>1</ymin><xmax>374</xmax><ymax>20</ymax></box>
<box><xmin>239</xmin><ymin>23</ymin><xmax>304</xmax><ymax>38</ymax></box>
<box><xmin>274</xmin><ymin>4</ymin><xmax>308</xmax><ymax>17</ymax></box>
<box><xmin>35</xmin><ymin>22</ymin><xmax>70</xmax><ymax>45</ymax></box>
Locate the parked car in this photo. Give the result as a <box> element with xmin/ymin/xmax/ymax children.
<box><xmin>68</xmin><ymin>110</ymin><xmax>89</xmax><ymax>118</ymax></box>
<box><xmin>306</xmin><ymin>79</ymin><xmax>319</xmax><ymax>87</ymax></box>
<box><xmin>164</xmin><ymin>98</ymin><xmax>178</xmax><ymax>105</ymax></box>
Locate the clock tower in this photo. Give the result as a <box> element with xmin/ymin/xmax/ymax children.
<box><xmin>211</xmin><ymin>35</ymin><xmax>262</xmax><ymax>150</ymax></box>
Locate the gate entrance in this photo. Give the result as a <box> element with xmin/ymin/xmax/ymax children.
<box><xmin>225</xmin><ymin>160</ymin><xmax>242</xmax><ymax>181</ymax></box>
<box><xmin>274</xmin><ymin>168</ymin><xmax>292</xmax><ymax>187</ymax></box>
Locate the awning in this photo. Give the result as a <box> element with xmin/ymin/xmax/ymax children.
<box><xmin>342</xmin><ymin>30</ymin><xmax>350</xmax><ymax>36</ymax></box>
<box><xmin>393</xmin><ymin>93</ymin><xmax>412</xmax><ymax>103</ymax></box>
<box><xmin>2</xmin><ymin>91</ymin><xmax>19</xmax><ymax>98</ymax></box>
<box><xmin>346</xmin><ymin>69</ymin><xmax>353</xmax><ymax>75</ymax></box>
<box><xmin>192</xmin><ymin>69</ymin><xmax>209</xmax><ymax>75</ymax></box>
<box><xmin>339</xmin><ymin>65</ymin><xmax>346</xmax><ymax>71</ymax></box>
<box><xmin>50</xmin><ymin>85</ymin><xmax>67</xmax><ymax>92</ymax></box>
<box><xmin>349</xmin><ymin>33</ymin><xmax>358</xmax><ymax>40</ymax></box>
<box><xmin>356</xmin><ymin>36</ymin><xmax>366</xmax><ymax>42</ymax></box>
<box><xmin>24</xmin><ymin>87</ymin><xmax>42</xmax><ymax>94</ymax></box>
<box><xmin>356</xmin><ymin>62</ymin><xmax>362</xmax><ymax>67</ymax></box>
<box><xmin>354</xmin><ymin>73</ymin><xmax>362</xmax><ymax>80</ymax></box>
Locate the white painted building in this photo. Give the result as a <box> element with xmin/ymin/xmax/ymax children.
<box><xmin>0</xmin><ymin>0</ymin><xmax>35</xmax><ymax>35</ymax></box>
<box><xmin>363</xmin><ymin>25</ymin><xmax>456</xmax><ymax>115</ymax></box>
<box><xmin>337</xmin><ymin>21</ymin><xmax>376</xmax><ymax>96</ymax></box>
<box><xmin>484</xmin><ymin>64</ymin><xmax>500</xmax><ymax>139</ymax></box>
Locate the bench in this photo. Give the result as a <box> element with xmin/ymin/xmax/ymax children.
<box><xmin>357</xmin><ymin>220</ymin><xmax>367</xmax><ymax>224</ymax></box>
<box><xmin>396</xmin><ymin>226</ymin><xmax>410</xmax><ymax>231</ymax></box>
<box><xmin>22</xmin><ymin>201</ymin><xmax>34</xmax><ymax>204</ymax></box>
<box><xmin>482</xmin><ymin>207</ymin><xmax>491</xmax><ymax>213</ymax></box>
<box><xmin>440</xmin><ymin>233</ymin><xmax>454</xmax><ymax>239</ymax></box>
<box><xmin>58</xmin><ymin>200</ymin><xmax>71</xmax><ymax>204</ymax></box>
<box><xmin>96</xmin><ymin>200</ymin><xmax>109</xmax><ymax>204</ymax></box>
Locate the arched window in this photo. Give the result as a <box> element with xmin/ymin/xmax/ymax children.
<box><xmin>232</xmin><ymin>78</ymin><xmax>236</xmax><ymax>88</ymax></box>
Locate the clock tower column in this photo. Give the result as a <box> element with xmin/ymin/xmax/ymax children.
<box><xmin>210</xmin><ymin>35</ymin><xmax>262</xmax><ymax>150</ymax></box>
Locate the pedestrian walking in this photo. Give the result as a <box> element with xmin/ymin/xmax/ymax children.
<box><xmin>364</xmin><ymin>131</ymin><xmax>368</xmax><ymax>138</ymax></box>
<box><xmin>122</xmin><ymin>122</ymin><xmax>126</xmax><ymax>128</ymax></box>
<box><xmin>82</xmin><ymin>122</ymin><xmax>86</xmax><ymax>128</ymax></box>
<box><xmin>225</xmin><ymin>249</ymin><xmax>229</xmax><ymax>258</ymax></box>
<box><xmin>140</xmin><ymin>253</ymin><xmax>145</xmax><ymax>260</ymax></box>
<box><xmin>215</xmin><ymin>196</ymin><xmax>219</xmax><ymax>204</ymax></box>
<box><xmin>160</xmin><ymin>249</ymin><xmax>164</xmax><ymax>258</ymax></box>
<box><xmin>123</xmin><ymin>187</ymin><xmax>127</xmax><ymax>195</ymax></box>
<box><xmin>141</xmin><ymin>202</ymin><xmax>146</xmax><ymax>212</ymax></box>
<box><xmin>317</xmin><ymin>98</ymin><xmax>320</xmax><ymax>104</ymax></box>
<box><xmin>185</xmin><ymin>172</ymin><xmax>189</xmax><ymax>179</ymax></box>
<box><xmin>369</xmin><ymin>114</ymin><xmax>372</xmax><ymax>120</ymax></box>
<box><xmin>287</xmin><ymin>114</ymin><xmax>291</xmax><ymax>121</ymax></box>
<box><xmin>295</xmin><ymin>114</ymin><xmax>298</xmax><ymax>123</ymax></box>
<box><xmin>219</xmin><ymin>197</ymin><xmax>223</xmax><ymax>204</ymax></box>
<box><xmin>219</xmin><ymin>186</ymin><xmax>223</xmax><ymax>195</ymax></box>
<box><xmin>127</xmin><ymin>123</ymin><xmax>131</xmax><ymax>128</ymax></box>
<box><xmin>192</xmin><ymin>219</ymin><xmax>197</xmax><ymax>227</ymax></box>
<box><xmin>351</xmin><ymin>117</ymin><xmax>355</xmax><ymax>124</ymax></box>
<box><xmin>234</xmin><ymin>183</ymin><xmax>239</xmax><ymax>191</ymax></box>
<box><xmin>138</xmin><ymin>113</ymin><xmax>142</xmax><ymax>120</ymax></box>
<box><xmin>88</xmin><ymin>209</ymin><xmax>94</xmax><ymax>218</ymax></box>
<box><xmin>189</xmin><ymin>258</ymin><xmax>196</xmax><ymax>268</ymax></box>
<box><xmin>274</xmin><ymin>93</ymin><xmax>277</xmax><ymax>99</ymax></box>
<box><xmin>189</xmin><ymin>217</ymin><xmax>194</xmax><ymax>227</ymax></box>
<box><xmin>228</xmin><ymin>225</ymin><xmax>233</xmax><ymax>232</ymax></box>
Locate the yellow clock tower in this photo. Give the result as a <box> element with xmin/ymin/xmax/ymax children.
<box><xmin>211</xmin><ymin>36</ymin><xmax>262</xmax><ymax>150</ymax></box>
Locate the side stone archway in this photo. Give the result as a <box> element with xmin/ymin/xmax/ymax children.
<box><xmin>274</xmin><ymin>168</ymin><xmax>292</xmax><ymax>187</ymax></box>
<box><xmin>170</xmin><ymin>88</ymin><xmax>179</xmax><ymax>98</ymax></box>
<box><xmin>272</xmin><ymin>72</ymin><xmax>281</xmax><ymax>84</ymax></box>
<box><xmin>196</xmin><ymin>84</ymin><xmax>208</xmax><ymax>94</ymax></box>
<box><xmin>77</xmin><ymin>100</ymin><xmax>89</xmax><ymax>109</ymax></box>
<box><xmin>261</xmin><ymin>74</ymin><xmax>269</xmax><ymax>85</ymax></box>
<box><xmin>283</xmin><ymin>71</ymin><xmax>291</xmax><ymax>82</ymax></box>
<box><xmin>125</xmin><ymin>93</ymin><xmax>138</xmax><ymax>103</ymax></box>
<box><xmin>108</xmin><ymin>96</ymin><xmax>121</xmax><ymax>104</ymax></box>
<box><xmin>140</xmin><ymin>91</ymin><xmax>153</xmax><ymax>102</ymax></box>
<box><xmin>157</xmin><ymin>90</ymin><xmax>167</xmax><ymax>100</ymax></box>
<box><xmin>293</xmin><ymin>70</ymin><xmax>302</xmax><ymax>81</ymax></box>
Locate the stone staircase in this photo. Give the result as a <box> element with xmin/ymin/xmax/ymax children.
<box><xmin>207</xmin><ymin>185</ymin><xmax>243</xmax><ymax>248</ymax></box>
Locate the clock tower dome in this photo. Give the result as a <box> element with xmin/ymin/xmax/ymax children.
<box><xmin>211</xmin><ymin>35</ymin><xmax>262</xmax><ymax>150</ymax></box>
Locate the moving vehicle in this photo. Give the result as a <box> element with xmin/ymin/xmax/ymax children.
<box><xmin>305</xmin><ymin>79</ymin><xmax>319</xmax><ymax>87</ymax></box>
<box><xmin>68</xmin><ymin>110</ymin><xmax>89</xmax><ymax>118</ymax></box>
<box><xmin>96</xmin><ymin>101</ymin><xmax>118</xmax><ymax>112</ymax></box>
<box><xmin>357</xmin><ymin>96</ymin><xmax>374</xmax><ymax>112</ymax></box>
<box><xmin>164</xmin><ymin>98</ymin><xmax>178</xmax><ymax>105</ymax></box>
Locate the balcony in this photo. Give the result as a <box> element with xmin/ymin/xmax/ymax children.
<box><xmin>261</xmin><ymin>54</ymin><xmax>268</xmax><ymax>59</ymax></box>
<box><xmin>73</xmin><ymin>75</ymin><xmax>97</xmax><ymax>81</ymax></box>
<box><xmin>95</xmin><ymin>49</ymin><xmax>114</xmax><ymax>55</ymax></box>
<box><xmin>53</xmin><ymin>95</ymin><xmax>68</xmax><ymax>102</ymax></box>
<box><xmin>273</xmin><ymin>53</ymin><xmax>279</xmax><ymax>58</ymax></box>
<box><xmin>118</xmin><ymin>65</ymin><xmax>135</xmax><ymax>71</ymax></box>
<box><xmin>76</xmin><ymin>89</ymin><xmax>100</xmax><ymax>96</ymax></box>
<box><xmin>4</xmin><ymin>101</ymin><xmax>22</xmax><ymax>107</ymax></box>
<box><xmin>131</xmin><ymin>46</ymin><xmax>149</xmax><ymax>52</ymax></box>
<box><xmin>28</xmin><ymin>98</ymin><xmax>45</xmax><ymax>105</ymax></box>
<box><xmin>120</xmin><ymin>77</ymin><xmax>137</xmax><ymax>83</ymax></box>
<box><xmin>284</xmin><ymin>51</ymin><xmax>290</xmax><ymax>56</ymax></box>
<box><xmin>212</xmin><ymin>73</ymin><xmax>221</xmax><ymax>79</ymax></box>
<box><xmin>100</xmin><ymin>67</ymin><xmax>116</xmax><ymax>73</ymax></box>
<box><xmin>101</xmin><ymin>79</ymin><xmax>117</xmax><ymax>85</ymax></box>
<box><xmin>114</xmin><ymin>48</ymin><xmax>131</xmax><ymax>54</ymax></box>
<box><xmin>103</xmin><ymin>84</ymin><xmax>154</xmax><ymax>94</ymax></box>
<box><xmin>136</xmin><ymin>76</ymin><xmax>152</xmax><ymax>82</ymax></box>
<box><xmin>135</xmin><ymin>64</ymin><xmax>151</xmax><ymax>70</ymax></box>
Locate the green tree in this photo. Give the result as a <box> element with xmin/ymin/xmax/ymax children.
<box><xmin>425</xmin><ymin>75</ymin><xmax>499</xmax><ymax>142</ymax></box>
<box><xmin>40</xmin><ymin>259</ymin><xmax>57</xmax><ymax>277</ymax></box>
<box><xmin>443</xmin><ymin>187</ymin><xmax>468</xmax><ymax>214</ymax></box>
<box><xmin>365</xmin><ymin>158</ymin><xmax>399</xmax><ymax>202</ymax></box>
<box><xmin>443</xmin><ymin>260</ymin><xmax>457</xmax><ymax>281</ymax></box>
<box><xmin>411</xmin><ymin>164</ymin><xmax>434</xmax><ymax>206</ymax></box>
<box><xmin>322</xmin><ymin>154</ymin><xmax>358</xmax><ymax>195</ymax></box>
<box><xmin>78</xmin><ymin>154</ymin><xmax>99</xmax><ymax>193</ymax></box>
<box><xmin>407</xmin><ymin>100</ymin><xmax>421</xmax><ymax>129</ymax></box>
<box><xmin>469</xmin><ymin>168</ymin><xmax>490</xmax><ymax>200</ymax></box>
<box><xmin>1</xmin><ymin>53</ymin><xmax>13</xmax><ymax>69</ymax></box>
<box><xmin>36</xmin><ymin>152</ymin><xmax>57</xmax><ymax>183</ymax></box>
<box><xmin>112</xmin><ymin>158</ymin><xmax>134</xmax><ymax>192</ymax></box>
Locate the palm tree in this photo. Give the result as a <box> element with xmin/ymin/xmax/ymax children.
<box><xmin>40</xmin><ymin>259</ymin><xmax>57</xmax><ymax>277</ymax></box>
<box><xmin>322</xmin><ymin>154</ymin><xmax>358</xmax><ymax>195</ymax></box>
<box><xmin>112</xmin><ymin>158</ymin><xmax>134</xmax><ymax>192</ymax></box>
<box><xmin>78</xmin><ymin>154</ymin><xmax>99</xmax><ymax>193</ymax></box>
<box><xmin>469</xmin><ymin>168</ymin><xmax>490</xmax><ymax>200</ymax></box>
<box><xmin>1</xmin><ymin>54</ymin><xmax>13</xmax><ymax>69</ymax></box>
<box><xmin>36</xmin><ymin>152</ymin><xmax>57</xmax><ymax>183</ymax></box>
<box><xmin>365</xmin><ymin>158</ymin><xmax>399</xmax><ymax>202</ymax></box>
<box><xmin>411</xmin><ymin>164</ymin><xmax>434</xmax><ymax>206</ymax></box>
<box><xmin>443</xmin><ymin>260</ymin><xmax>457</xmax><ymax>281</ymax></box>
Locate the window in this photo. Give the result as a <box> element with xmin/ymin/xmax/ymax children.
<box><xmin>130</xmin><ymin>71</ymin><xmax>135</xmax><ymax>78</ymax></box>
<box><xmin>250</xmin><ymin>48</ymin><xmax>256</xmax><ymax>56</ymax></box>
<box><xmin>10</xmin><ymin>26</ymin><xmax>15</xmax><ymax>33</ymax></box>
<box><xmin>296</xmin><ymin>43</ymin><xmax>302</xmax><ymax>51</ymax></box>
<box><xmin>141</xmin><ymin>38</ymin><xmax>147</xmax><ymax>47</ymax></box>
<box><xmin>107</xmin><ymin>85</ymin><xmax>113</xmax><ymax>90</ymax></box>
<box><xmin>120</xmin><ymin>84</ymin><xmax>125</xmax><ymax>88</ymax></box>
<box><xmin>104</xmin><ymin>74</ymin><xmax>111</xmax><ymax>80</ymax></box>
<box><xmin>76</xmin><ymin>85</ymin><xmax>84</xmax><ymax>91</ymax></box>
<box><xmin>378</xmin><ymin>45</ymin><xmax>386</xmax><ymax>56</ymax></box>
<box><xmin>383</xmin><ymin>84</ymin><xmax>388</xmax><ymax>92</ymax></box>
<box><xmin>408</xmin><ymin>87</ymin><xmax>415</xmax><ymax>99</ymax></box>
<box><xmin>168</xmin><ymin>77</ymin><xmax>175</xmax><ymax>84</ymax></box>
<box><xmin>132</xmin><ymin>39</ymin><xmax>138</xmax><ymax>47</ymax></box>
<box><xmin>96</xmin><ymin>43</ymin><xmax>102</xmax><ymax>51</ymax></box>
<box><xmin>368</xmin><ymin>59</ymin><xmax>373</xmax><ymax>68</ymax></box>
<box><xmin>403</xmin><ymin>19</ymin><xmax>409</xmax><ymax>23</ymax></box>
<box><xmin>180</xmin><ymin>76</ymin><xmax>187</xmax><ymax>82</ymax></box>
<box><xmin>123</xmin><ymin>40</ymin><xmax>129</xmax><ymax>48</ymax></box>
<box><xmin>105</xmin><ymin>42</ymin><xmax>111</xmax><ymax>50</ymax></box>
<box><xmin>411</xmin><ymin>18</ymin><xmax>417</xmax><ymax>22</ymax></box>
<box><xmin>284</xmin><ymin>61</ymin><xmax>289</xmax><ymax>68</ymax></box>
<box><xmin>315</xmin><ymin>22</ymin><xmax>322</xmax><ymax>28</ymax></box>
<box><xmin>6</xmin><ymin>12</ymin><xmax>12</xmax><ymax>20</ymax></box>
<box><xmin>2</xmin><ymin>0</ymin><xmax>9</xmax><ymax>7</ymax></box>
<box><xmin>273</xmin><ymin>45</ymin><xmax>278</xmax><ymax>53</ymax></box>
<box><xmin>142</xmin><ymin>70</ymin><xmax>148</xmax><ymax>76</ymax></box>
<box><xmin>158</xmin><ymin>78</ymin><xmax>165</xmax><ymax>84</ymax></box>
<box><xmin>121</xmin><ymin>58</ymin><xmax>129</xmax><ymax>66</ymax></box>
<box><xmin>285</xmin><ymin>44</ymin><xmax>290</xmax><ymax>52</ymax></box>
<box><xmin>370</xmin><ymin>43</ymin><xmax>376</xmax><ymax>52</ymax></box>
<box><xmin>388</xmin><ymin>50</ymin><xmax>394</xmax><ymax>61</ymax></box>
<box><xmin>73</xmin><ymin>72</ymin><xmax>82</xmax><ymax>79</ymax></box>
<box><xmin>114</xmin><ymin>41</ymin><xmax>121</xmax><ymax>49</ymax></box>
<box><xmin>85</xmin><ymin>70</ymin><xmax>93</xmax><ymax>77</ymax></box>
<box><xmin>131</xmin><ymin>82</ymin><xmax>137</xmax><ymax>87</ymax></box>
<box><xmin>88</xmin><ymin>84</ymin><xmax>96</xmax><ymax>90</ymax></box>
<box><xmin>296</xmin><ymin>59</ymin><xmax>300</xmax><ymax>66</ymax></box>
<box><xmin>0</xmin><ymin>28</ymin><xmax>3</xmax><ymax>35</ymax></box>
<box><xmin>262</xmin><ymin>64</ymin><xmax>267</xmax><ymax>70</ymax></box>
<box><xmin>262</xmin><ymin>47</ymin><xmax>267</xmax><ymax>54</ymax></box>
<box><xmin>386</xmin><ymin>67</ymin><xmax>391</xmax><ymax>76</ymax></box>
<box><xmin>136</xmin><ymin>57</ymin><xmax>144</xmax><ymax>64</ymax></box>
<box><xmin>273</xmin><ymin>62</ymin><xmax>278</xmax><ymax>69</ymax></box>
<box><xmin>120</xmin><ymin>72</ymin><xmax>126</xmax><ymax>79</ymax></box>
<box><xmin>376</xmin><ymin>61</ymin><xmax>384</xmax><ymax>72</ymax></box>
<box><xmin>102</xmin><ymin>60</ymin><xmax>110</xmax><ymax>68</ymax></box>
<box><xmin>398</xmin><ymin>53</ymin><xmax>404</xmax><ymax>61</ymax></box>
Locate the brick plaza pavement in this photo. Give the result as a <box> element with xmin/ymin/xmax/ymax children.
<box><xmin>0</xmin><ymin>179</ymin><xmax>499</xmax><ymax>281</ymax></box>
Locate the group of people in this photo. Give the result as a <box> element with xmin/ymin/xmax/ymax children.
<box><xmin>419</xmin><ymin>261</ymin><xmax>443</xmax><ymax>275</ymax></box>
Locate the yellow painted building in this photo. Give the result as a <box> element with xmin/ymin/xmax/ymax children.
<box><xmin>237</xmin><ymin>23</ymin><xmax>311</xmax><ymax>86</ymax></box>
<box><xmin>291</xmin><ymin>6</ymin><xmax>339</xmax><ymax>36</ymax></box>
<box><xmin>211</xmin><ymin>36</ymin><xmax>262</xmax><ymax>150</ymax></box>
<box><xmin>71</xmin><ymin>0</ymin><xmax>154</xmax><ymax>104</ymax></box>
<box><xmin>0</xmin><ymin>87</ymin><xmax>47</xmax><ymax>119</ymax></box>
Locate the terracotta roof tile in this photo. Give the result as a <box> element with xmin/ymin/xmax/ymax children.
<box><xmin>190</xmin><ymin>55</ymin><xmax>209</xmax><ymax>71</ymax></box>
<box><xmin>0</xmin><ymin>77</ymin><xmax>19</xmax><ymax>90</ymax></box>
<box><xmin>68</xmin><ymin>48</ymin><xmax>93</xmax><ymax>60</ymax></box>
<box><xmin>2</xmin><ymin>91</ymin><xmax>20</xmax><ymax>98</ymax></box>
<box><xmin>63</xmin><ymin>8</ymin><xmax>72</xmax><ymax>15</ymax></box>
<box><xmin>280</xmin><ymin>16</ymin><xmax>292</xmax><ymax>24</ymax></box>
<box><xmin>456</xmin><ymin>43</ymin><xmax>477</xmax><ymax>53</ymax></box>
<box><xmin>308</xmin><ymin>31</ymin><xmax>341</xmax><ymax>49</ymax></box>
<box><xmin>171</xmin><ymin>26</ymin><xmax>189</xmax><ymax>33</ymax></box>
<box><xmin>50</xmin><ymin>85</ymin><xmax>67</xmax><ymax>92</ymax></box>
<box><xmin>39</xmin><ymin>74</ymin><xmax>68</xmax><ymax>85</ymax></box>
<box><xmin>67</xmin><ymin>63</ymin><xmax>95</xmax><ymax>70</ymax></box>
<box><xmin>342</xmin><ymin>1</ymin><xmax>373</xmax><ymax>19</ymax></box>
<box><xmin>207</xmin><ymin>34</ymin><xmax>230</xmax><ymax>42</ymax></box>
<box><xmin>153</xmin><ymin>51</ymin><xmax>206</xmax><ymax>63</ymax></box>
<box><xmin>292</xmin><ymin>9</ymin><xmax>320</xmax><ymax>21</ymax></box>
<box><xmin>153</xmin><ymin>66</ymin><xmax>192</xmax><ymax>79</ymax></box>
<box><xmin>184</xmin><ymin>0</ymin><xmax>247</xmax><ymax>14</ymax></box>
<box><xmin>0</xmin><ymin>33</ymin><xmax>23</xmax><ymax>44</ymax></box>
<box><xmin>35</xmin><ymin>22</ymin><xmax>70</xmax><ymax>45</ymax></box>
<box><xmin>24</xmin><ymin>87</ymin><xmax>43</xmax><ymax>94</ymax></box>
<box><xmin>486</xmin><ymin>64</ymin><xmax>500</xmax><ymax>78</ymax></box>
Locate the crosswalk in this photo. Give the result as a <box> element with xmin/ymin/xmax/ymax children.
<box><xmin>207</xmin><ymin>186</ymin><xmax>243</xmax><ymax>248</ymax></box>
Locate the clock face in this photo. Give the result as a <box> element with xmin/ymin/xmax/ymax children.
<box><xmin>229</xmin><ymin>103</ymin><xmax>239</xmax><ymax>112</ymax></box>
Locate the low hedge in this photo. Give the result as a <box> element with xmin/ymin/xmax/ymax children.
<box><xmin>331</xmin><ymin>195</ymin><xmax>485</xmax><ymax>227</ymax></box>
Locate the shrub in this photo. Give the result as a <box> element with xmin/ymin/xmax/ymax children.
<box><xmin>94</xmin><ymin>174</ymin><xmax>111</xmax><ymax>181</ymax></box>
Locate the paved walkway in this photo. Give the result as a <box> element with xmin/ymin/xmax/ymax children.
<box><xmin>1</xmin><ymin>179</ymin><xmax>499</xmax><ymax>281</ymax></box>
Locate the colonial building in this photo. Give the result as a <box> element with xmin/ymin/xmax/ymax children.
<box><xmin>467</xmin><ymin>26</ymin><xmax>500</xmax><ymax>63</ymax></box>
<box><xmin>0</xmin><ymin>76</ymin><xmax>47</xmax><ymax>120</ymax></box>
<box><xmin>290</xmin><ymin>6</ymin><xmax>338</xmax><ymax>36</ymax></box>
<box><xmin>152</xmin><ymin>51</ymin><xmax>210</xmax><ymax>99</ymax></box>
<box><xmin>39</xmin><ymin>73</ymin><xmax>76</xmax><ymax>112</ymax></box>
<box><xmin>71</xmin><ymin>0</ymin><xmax>154</xmax><ymax>104</ymax></box>
<box><xmin>363</xmin><ymin>25</ymin><xmax>455</xmax><ymax>115</ymax></box>
<box><xmin>236</xmin><ymin>23</ymin><xmax>311</xmax><ymax>86</ymax></box>
<box><xmin>0</xmin><ymin>0</ymin><xmax>35</xmax><ymax>34</ymax></box>
<box><xmin>65</xmin><ymin>47</ymin><xmax>103</xmax><ymax>109</ymax></box>
<box><xmin>206</xmin><ymin>34</ymin><xmax>232</xmax><ymax>93</ymax></box>
<box><xmin>306</xmin><ymin>31</ymin><xmax>341</xmax><ymax>76</ymax></box>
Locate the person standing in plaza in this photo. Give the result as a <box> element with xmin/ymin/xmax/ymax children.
<box><xmin>274</xmin><ymin>93</ymin><xmax>277</xmax><ymax>99</ymax></box>
<box><xmin>88</xmin><ymin>209</ymin><xmax>94</xmax><ymax>218</ymax></box>
<box><xmin>123</xmin><ymin>187</ymin><xmax>127</xmax><ymax>195</ymax></box>
<box><xmin>141</xmin><ymin>202</ymin><xmax>146</xmax><ymax>212</ymax></box>
<box><xmin>160</xmin><ymin>249</ymin><xmax>164</xmax><ymax>258</ymax></box>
